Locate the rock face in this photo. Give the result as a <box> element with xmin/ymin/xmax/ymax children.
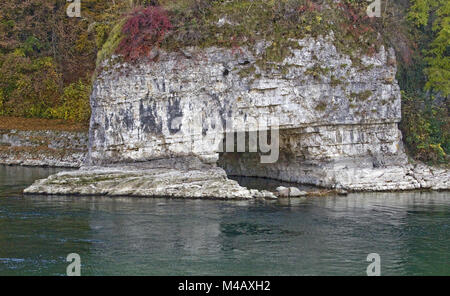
<box><xmin>0</xmin><ymin>129</ymin><xmax>87</xmax><ymax>167</ymax></box>
<box><xmin>88</xmin><ymin>36</ymin><xmax>401</xmax><ymax>167</ymax></box>
<box><xmin>24</xmin><ymin>35</ymin><xmax>449</xmax><ymax>197</ymax></box>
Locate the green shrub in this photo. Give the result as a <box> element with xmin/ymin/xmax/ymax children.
<box><xmin>48</xmin><ymin>81</ymin><xmax>91</xmax><ymax>122</ymax></box>
<box><xmin>95</xmin><ymin>23</ymin><xmax>112</xmax><ymax>49</ymax></box>
<box><xmin>408</xmin><ymin>0</ymin><xmax>450</xmax><ymax>96</ymax></box>
<box><xmin>394</xmin><ymin>0</ymin><xmax>449</xmax><ymax>165</ymax></box>
<box><xmin>400</xmin><ymin>91</ymin><xmax>449</xmax><ymax>164</ymax></box>
<box><xmin>96</xmin><ymin>19</ymin><xmax>127</xmax><ymax>69</ymax></box>
<box><xmin>0</xmin><ymin>53</ymin><xmax>62</xmax><ymax>118</ymax></box>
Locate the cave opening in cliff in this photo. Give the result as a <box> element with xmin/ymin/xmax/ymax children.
<box><xmin>216</xmin><ymin>130</ymin><xmax>315</xmax><ymax>192</ymax></box>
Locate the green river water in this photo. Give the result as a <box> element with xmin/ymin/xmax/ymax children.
<box><xmin>0</xmin><ymin>165</ymin><xmax>449</xmax><ymax>275</ymax></box>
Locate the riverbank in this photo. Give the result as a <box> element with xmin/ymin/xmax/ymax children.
<box><xmin>0</xmin><ymin>117</ymin><xmax>88</xmax><ymax>167</ymax></box>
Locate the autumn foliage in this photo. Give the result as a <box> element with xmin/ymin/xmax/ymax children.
<box><xmin>116</xmin><ymin>6</ymin><xmax>172</xmax><ymax>62</ymax></box>
<box><xmin>298</xmin><ymin>0</ymin><xmax>322</xmax><ymax>13</ymax></box>
<box><xmin>0</xmin><ymin>0</ymin><xmax>131</xmax><ymax>122</ymax></box>
<box><xmin>337</xmin><ymin>1</ymin><xmax>376</xmax><ymax>41</ymax></box>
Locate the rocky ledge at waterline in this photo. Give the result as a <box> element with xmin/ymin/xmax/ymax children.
<box><xmin>0</xmin><ymin>129</ymin><xmax>87</xmax><ymax>167</ymax></box>
<box><xmin>25</xmin><ymin>36</ymin><xmax>449</xmax><ymax>199</ymax></box>
<box><xmin>24</xmin><ymin>157</ymin><xmax>275</xmax><ymax>199</ymax></box>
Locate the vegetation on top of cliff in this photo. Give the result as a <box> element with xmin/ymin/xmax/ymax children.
<box><xmin>99</xmin><ymin>0</ymin><xmax>382</xmax><ymax>65</ymax></box>
<box><xmin>116</xmin><ymin>6</ymin><xmax>172</xmax><ymax>62</ymax></box>
<box><xmin>96</xmin><ymin>19</ymin><xmax>127</xmax><ymax>69</ymax></box>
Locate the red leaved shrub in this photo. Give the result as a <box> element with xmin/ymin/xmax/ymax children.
<box><xmin>298</xmin><ymin>0</ymin><xmax>321</xmax><ymax>13</ymax></box>
<box><xmin>116</xmin><ymin>6</ymin><xmax>172</xmax><ymax>62</ymax></box>
<box><xmin>337</xmin><ymin>2</ymin><xmax>375</xmax><ymax>41</ymax></box>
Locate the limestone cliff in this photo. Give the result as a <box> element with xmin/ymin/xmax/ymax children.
<box><xmin>24</xmin><ymin>35</ymin><xmax>449</xmax><ymax>198</ymax></box>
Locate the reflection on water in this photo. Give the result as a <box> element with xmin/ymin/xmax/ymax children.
<box><xmin>0</xmin><ymin>165</ymin><xmax>449</xmax><ymax>275</ymax></box>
